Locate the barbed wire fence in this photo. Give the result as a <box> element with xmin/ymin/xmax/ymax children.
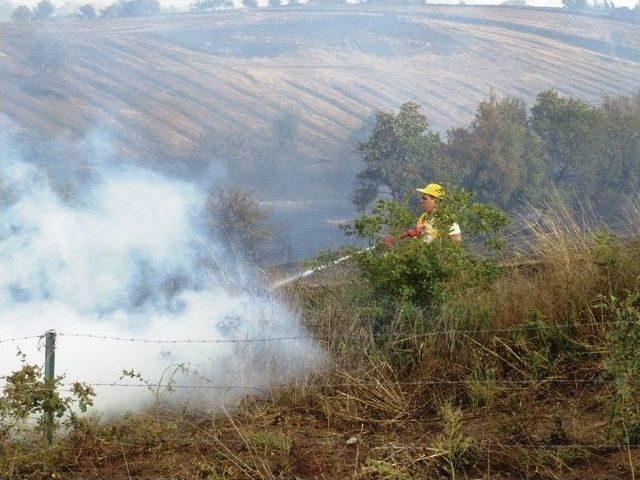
<box><xmin>1</xmin><ymin>316</ymin><xmax>632</xmax><ymax>347</ymax></box>
<box><xmin>0</xmin><ymin>321</ymin><xmax>634</xmax><ymax>450</ymax></box>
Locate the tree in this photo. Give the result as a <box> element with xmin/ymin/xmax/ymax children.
<box><xmin>11</xmin><ymin>4</ymin><xmax>31</xmax><ymax>20</ymax></box>
<box><xmin>271</xmin><ymin>109</ymin><xmax>300</xmax><ymax>149</ymax></box>
<box><xmin>205</xmin><ymin>187</ymin><xmax>276</xmax><ymax>263</ymax></box>
<box><xmin>562</xmin><ymin>0</ymin><xmax>587</xmax><ymax>10</ymax></box>
<box><xmin>32</xmin><ymin>0</ymin><xmax>54</xmax><ymax>19</ymax></box>
<box><xmin>100</xmin><ymin>2</ymin><xmax>122</xmax><ymax>17</ymax></box>
<box><xmin>268</xmin><ymin>0</ymin><xmax>280</xmax><ymax>7</ymax></box>
<box><xmin>446</xmin><ymin>95</ymin><xmax>545</xmax><ymax>209</ymax></box>
<box><xmin>78</xmin><ymin>4</ymin><xmax>97</xmax><ymax>18</ymax></box>
<box><xmin>99</xmin><ymin>0</ymin><xmax>160</xmax><ymax>17</ymax></box>
<box><xmin>353</xmin><ymin>102</ymin><xmax>446</xmax><ymax>212</ymax></box>
<box><xmin>591</xmin><ymin>92</ymin><xmax>640</xmax><ymax>209</ymax></box>
<box><xmin>190</xmin><ymin>0</ymin><xmax>232</xmax><ymax>11</ymax></box>
<box><xmin>531</xmin><ymin>90</ymin><xmax>599</xmax><ymax>193</ymax></box>
<box><xmin>0</xmin><ymin>1</ymin><xmax>13</xmax><ymax>21</ymax></box>
<box><xmin>242</xmin><ymin>0</ymin><xmax>258</xmax><ymax>6</ymax></box>
<box><xmin>120</xmin><ymin>0</ymin><xmax>160</xmax><ymax>16</ymax></box>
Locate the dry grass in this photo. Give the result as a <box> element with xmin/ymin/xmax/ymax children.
<box><xmin>441</xmin><ymin>198</ymin><xmax>640</xmax><ymax>334</ymax></box>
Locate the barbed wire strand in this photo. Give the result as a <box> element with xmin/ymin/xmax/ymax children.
<box><xmin>57</xmin><ymin>333</ymin><xmax>313</xmax><ymax>344</ymax></box>
<box><xmin>0</xmin><ymin>317</ymin><xmax>629</xmax><ymax>345</ymax></box>
<box><xmin>51</xmin><ymin>377</ymin><xmax>611</xmax><ymax>391</ymax></box>
<box><xmin>0</xmin><ymin>334</ymin><xmax>46</xmax><ymax>345</ymax></box>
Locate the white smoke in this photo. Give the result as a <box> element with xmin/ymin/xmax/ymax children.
<box><xmin>0</xmin><ymin>133</ymin><xmax>324</xmax><ymax>412</ymax></box>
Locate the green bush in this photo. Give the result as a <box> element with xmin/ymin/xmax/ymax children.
<box><xmin>602</xmin><ymin>294</ymin><xmax>640</xmax><ymax>443</ymax></box>
<box><xmin>340</xmin><ymin>186</ymin><xmax>508</xmax><ymax>308</ymax></box>
<box><xmin>0</xmin><ymin>353</ymin><xmax>95</xmax><ymax>438</ymax></box>
<box><xmin>311</xmin><ymin>186</ymin><xmax>509</xmax><ymax>372</ymax></box>
<box><xmin>504</xmin><ymin>312</ymin><xmax>592</xmax><ymax>380</ymax></box>
<box><xmin>356</xmin><ymin>239</ymin><xmax>468</xmax><ymax>306</ymax></box>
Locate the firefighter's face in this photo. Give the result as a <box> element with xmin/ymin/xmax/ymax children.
<box><xmin>421</xmin><ymin>194</ymin><xmax>437</xmax><ymax>213</ymax></box>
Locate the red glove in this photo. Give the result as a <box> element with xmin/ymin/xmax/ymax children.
<box><xmin>384</xmin><ymin>236</ymin><xmax>394</xmax><ymax>248</ymax></box>
<box><xmin>403</xmin><ymin>226</ymin><xmax>422</xmax><ymax>238</ymax></box>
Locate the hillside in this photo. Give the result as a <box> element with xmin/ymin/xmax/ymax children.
<box><xmin>2</xmin><ymin>5</ymin><xmax>638</xmax><ymax>164</ymax></box>
<box><xmin>1</xmin><ymin>5</ymin><xmax>639</xmax><ymax>259</ymax></box>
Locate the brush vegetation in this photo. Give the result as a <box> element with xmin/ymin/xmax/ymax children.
<box><xmin>3</xmin><ymin>192</ymin><xmax>640</xmax><ymax>479</ymax></box>
<box><xmin>355</xmin><ymin>90</ymin><xmax>640</xmax><ymax>219</ymax></box>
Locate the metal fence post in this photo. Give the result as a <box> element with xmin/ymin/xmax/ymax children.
<box><xmin>43</xmin><ymin>329</ymin><xmax>56</xmax><ymax>446</ymax></box>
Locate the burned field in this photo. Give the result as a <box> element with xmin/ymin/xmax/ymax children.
<box><xmin>1</xmin><ymin>5</ymin><xmax>638</xmax><ymax>165</ymax></box>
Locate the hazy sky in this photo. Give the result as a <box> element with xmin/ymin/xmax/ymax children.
<box><xmin>6</xmin><ymin>0</ymin><xmax>639</xmax><ymax>10</ymax></box>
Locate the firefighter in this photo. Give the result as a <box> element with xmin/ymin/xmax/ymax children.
<box><xmin>385</xmin><ymin>183</ymin><xmax>462</xmax><ymax>247</ymax></box>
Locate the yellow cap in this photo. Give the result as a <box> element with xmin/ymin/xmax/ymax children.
<box><xmin>416</xmin><ymin>183</ymin><xmax>444</xmax><ymax>199</ymax></box>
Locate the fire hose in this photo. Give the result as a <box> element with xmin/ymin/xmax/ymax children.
<box><xmin>270</xmin><ymin>228</ymin><xmax>424</xmax><ymax>289</ymax></box>
<box><xmin>270</xmin><ymin>246</ymin><xmax>374</xmax><ymax>290</ymax></box>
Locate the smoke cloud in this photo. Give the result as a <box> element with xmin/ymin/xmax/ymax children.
<box><xmin>0</xmin><ymin>130</ymin><xmax>324</xmax><ymax>411</ymax></box>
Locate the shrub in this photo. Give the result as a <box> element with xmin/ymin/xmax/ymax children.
<box><xmin>0</xmin><ymin>353</ymin><xmax>94</xmax><ymax>438</ymax></box>
<box><xmin>356</xmin><ymin>239</ymin><xmax>467</xmax><ymax>306</ymax></box>
<box><xmin>32</xmin><ymin>0</ymin><xmax>54</xmax><ymax>20</ymax></box>
<box><xmin>205</xmin><ymin>187</ymin><xmax>276</xmax><ymax>264</ymax></box>
<box><xmin>79</xmin><ymin>4</ymin><xmax>97</xmax><ymax>18</ymax></box>
<box><xmin>602</xmin><ymin>294</ymin><xmax>640</xmax><ymax>443</ymax></box>
<box><xmin>11</xmin><ymin>5</ymin><xmax>32</xmax><ymax>21</ymax></box>
<box><xmin>340</xmin><ymin>186</ymin><xmax>508</xmax><ymax>308</ymax></box>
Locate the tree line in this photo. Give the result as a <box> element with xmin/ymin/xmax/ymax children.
<box><xmin>10</xmin><ymin>0</ymin><xmax>160</xmax><ymax>21</ymax></box>
<box><xmin>562</xmin><ymin>0</ymin><xmax>639</xmax><ymax>23</ymax></box>
<box><xmin>7</xmin><ymin>0</ymin><xmax>328</xmax><ymax>22</ymax></box>
<box><xmin>355</xmin><ymin>89</ymin><xmax>640</xmax><ymax>219</ymax></box>
<box><xmin>8</xmin><ymin>0</ymin><xmax>638</xmax><ymax>22</ymax></box>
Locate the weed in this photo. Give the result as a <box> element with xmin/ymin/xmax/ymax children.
<box><xmin>120</xmin><ymin>363</ymin><xmax>195</xmax><ymax>415</ymax></box>
<box><xmin>466</xmin><ymin>369</ymin><xmax>499</xmax><ymax>408</ymax></box>
<box><xmin>430</xmin><ymin>401</ymin><xmax>475</xmax><ymax>479</ymax></box>
<box><xmin>0</xmin><ymin>351</ymin><xmax>94</xmax><ymax>439</ymax></box>
<box><xmin>246</xmin><ymin>431</ymin><xmax>292</xmax><ymax>452</ymax></box>
<box><xmin>360</xmin><ymin>458</ymin><xmax>411</xmax><ymax>480</ymax></box>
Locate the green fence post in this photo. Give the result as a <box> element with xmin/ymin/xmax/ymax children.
<box><xmin>43</xmin><ymin>329</ymin><xmax>56</xmax><ymax>446</ymax></box>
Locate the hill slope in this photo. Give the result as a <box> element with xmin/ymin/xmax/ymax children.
<box><xmin>2</xmin><ymin>5</ymin><xmax>638</xmax><ymax>164</ymax></box>
<box><xmin>2</xmin><ymin>6</ymin><xmax>639</xmax><ymax>259</ymax></box>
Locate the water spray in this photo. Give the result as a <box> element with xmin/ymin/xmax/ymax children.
<box><xmin>271</xmin><ymin>246</ymin><xmax>373</xmax><ymax>289</ymax></box>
